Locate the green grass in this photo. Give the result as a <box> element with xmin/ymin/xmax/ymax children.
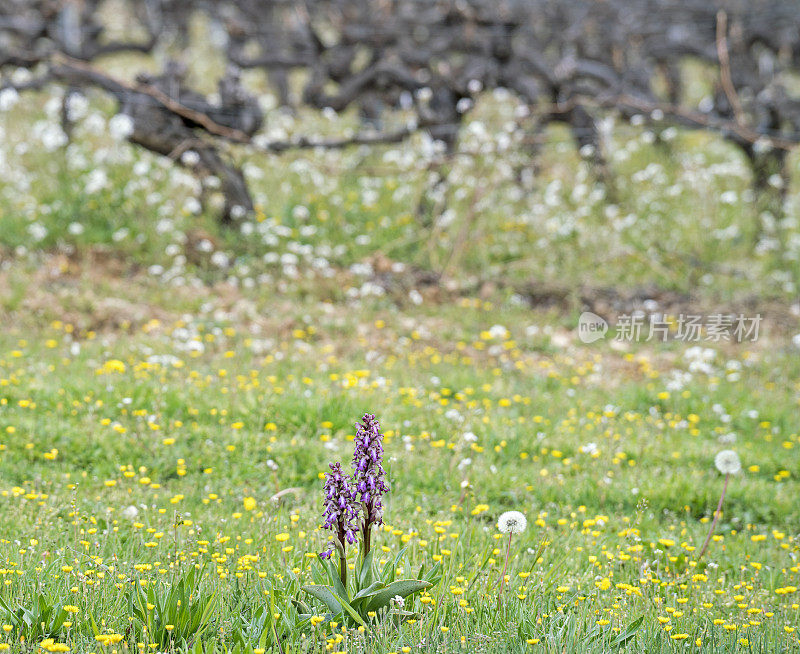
<box><xmin>0</xmin><ymin>68</ymin><xmax>799</xmax><ymax>653</ymax></box>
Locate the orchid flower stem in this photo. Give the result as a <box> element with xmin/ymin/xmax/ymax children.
<box><xmin>697</xmin><ymin>473</ymin><xmax>729</xmax><ymax>562</ymax></box>
<box><xmin>362</xmin><ymin>523</ymin><xmax>372</xmax><ymax>558</ymax></box>
<box><xmin>496</xmin><ymin>532</ymin><xmax>513</xmax><ymax>611</ymax></box>
<box><xmin>340</xmin><ymin>552</ymin><xmax>347</xmax><ymax>588</ymax></box>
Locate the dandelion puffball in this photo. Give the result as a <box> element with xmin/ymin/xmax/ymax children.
<box><xmin>714</xmin><ymin>449</ymin><xmax>741</xmax><ymax>475</ymax></box>
<box><xmin>121</xmin><ymin>505</ymin><xmax>139</xmax><ymax>520</ymax></box>
<box><xmin>497</xmin><ymin>510</ymin><xmax>527</xmax><ymax>534</ymax></box>
<box><xmin>108</xmin><ymin>113</ymin><xmax>134</xmax><ymax>140</ymax></box>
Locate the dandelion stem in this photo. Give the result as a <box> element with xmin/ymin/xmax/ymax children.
<box><xmin>496</xmin><ymin>532</ymin><xmax>513</xmax><ymax>611</ymax></box>
<box><xmin>697</xmin><ymin>473</ymin><xmax>729</xmax><ymax>561</ymax></box>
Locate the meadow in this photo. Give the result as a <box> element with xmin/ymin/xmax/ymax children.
<box><xmin>1</xmin><ymin>62</ymin><xmax>800</xmax><ymax>653</ymax></box>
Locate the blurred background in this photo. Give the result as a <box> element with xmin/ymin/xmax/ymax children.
<box><xmin>2</xmin><ymin>0</ymin><xmax>800</xmax><ymax>329</ymax></box>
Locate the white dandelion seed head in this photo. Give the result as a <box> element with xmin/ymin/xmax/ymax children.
<box><xmin>714</xmin><ymin>449</ymin><xmax>741</xmax><ymax>475</ymax></box>
<box><xmin>497</xmin><ymin>510</ymin><xmax>527</xmax><ymax>535</ymax></box>
<box><xmin>27</xmin><ymin>222</ymin><xmax>48</xmax><ymax>241</ymax></box>
<box><xmin>121</xmin><ymin>505</ymin><xmax>139</xmax><ymax>520</ymax></box>
<box><xmin>108</xmin><ymin>113</ymin><xmax>134</xmax><ymax>140</ymax></box>
<box><xmin>0</xmin><ymin>87</ymin><xmax>20</xmax><ymax>111</ymax></box>
<box><xmin>181</xmin><ymin>150</ymin><xmax>201</xmax><ymax>166</ymax></box>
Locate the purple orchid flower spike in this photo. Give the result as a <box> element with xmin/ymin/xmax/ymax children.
<box><xmin>319</xmin><ymin>462</ymin><xmax>359</xmax><ymax>586</ymax></box>
<box><xmin>352</xmin><ymin>413</ymin><xmax>390</xmax><ymax>556</ymax></box>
